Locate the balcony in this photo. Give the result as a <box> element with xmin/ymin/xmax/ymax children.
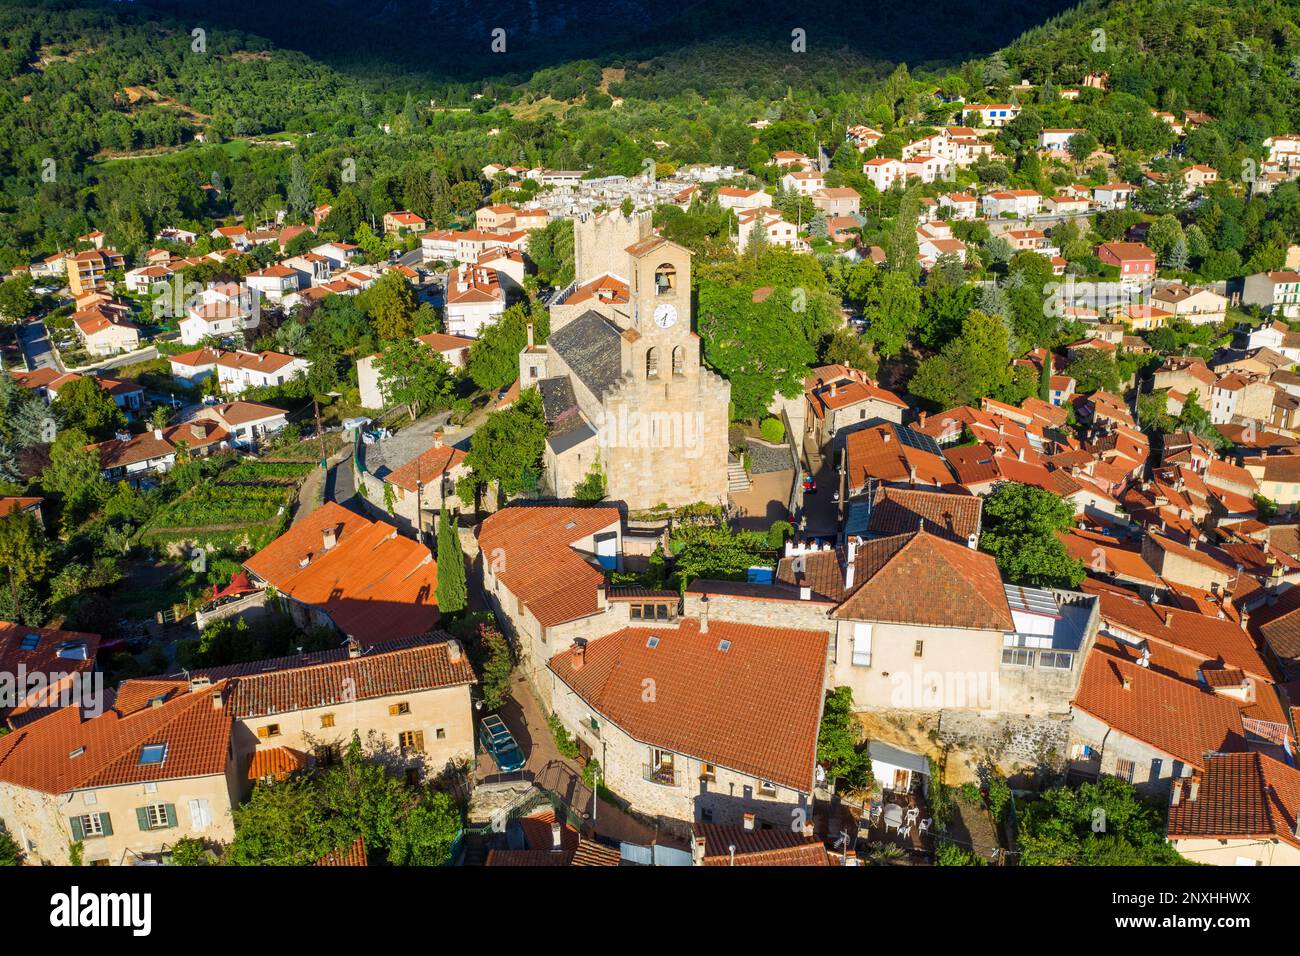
<box><xmin>642</xmin><ymin>763</ymin><xmax>681</xmax><ymax>787</ymax></box>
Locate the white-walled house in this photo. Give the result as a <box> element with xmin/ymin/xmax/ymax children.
<box><xmin>445</xmin><ymin>264</ymin><xmax>505</xmax><ymax>338</ymax></box>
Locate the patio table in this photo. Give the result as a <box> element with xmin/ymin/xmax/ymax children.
<box><xmin>883</xmin><ymin>803</ymin><xmax>903</xmax><ymax>832</ymax></box>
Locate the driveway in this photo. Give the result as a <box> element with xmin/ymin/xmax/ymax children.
<box><xmin>17</xmin><ymin>320</ymin><xmax>59</xmax><ymax>371</ymax></box>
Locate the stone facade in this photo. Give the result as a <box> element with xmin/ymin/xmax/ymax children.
<box><xmin>1066</xmin><ymin>707</ymin><xmax>1196</xmax><ymax>796</ymax></box>
<box><xmin>545</xmin><ymin>668</ymin><xmax>810</xmax><ymax>840</ymax></box>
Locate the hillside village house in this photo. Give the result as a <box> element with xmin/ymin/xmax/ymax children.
<box><xmin>938</xmin><ymin>192</ymin><xmax>978</xmax><ymax>220</ymax></box>
<box><xmin>73</xmin><ymin>301</ymin><xmax>140</xmax><ymax>356</ymax></box>
<box><xmin>1150</xmin><ymin>284</ymin><xmax>1227</xmax><ymax>325</ymax></box>
<box><xmin>1097</xmin><ymin>241</ymin><xmax>1156</xmax><ymax>285</ymax></box>
<box><xmin>383</xmin><ymin>210</ymin><xmax>427</xmax><ymax>235</ymax></box>
<box><xmin>962</xmin><ymin>103</ymin><xmax>1021</xmax><ymax>127</ymax></box>
<box><xmin>243</xmin><ymin>501</ymin><xmax>441</xmax><ymax>647</ymax></box>
<box><xmin>357</xmin><ymin>332</ymin><xmax>476</xmax><ymax>409</ymax></box>
<box><xmin>714</xmin><ymin>187</ymin><xmax>772</xmax><ymax>211</ymax></box>
<box><xmin>244</xmin><ymin>264</ymin><xmax>302</xmax><ymax>302</ymax></box>
<box><xmin>445</xmin><ymin>264</ymin><xmax>505</xmax><ymax>337</ymax></box>
<box><xmin>93</xmin><ymin>429</ymin><xmax>177</xmax><ymax>483</ymax></box>
<box><xmin>1243</xmin><ymin>271</ymin><xmax>1300</xmax><ymax>319</ymax></box>
<box><xmin>193</xmin><ymin>400</ymin><xmax>288</xmax><ymax>448</ymax></box>
<box><xmin>981</xmin><ymin>190</ymin><xmax>1042</xmax><ymax>218</ymax></box>
<box><xmin>213</xmin><ymin>350</ymin><xmax>309</xmax><ymax>395</ymax></box>
<box><xmin>546</xmin><ymin>617</ymin><xmax>827</xmax><ymax>837</ymax></box>
<box><xmin>1037</xmin><ymin>128</ymin><xmax>1084</xmax><ymax>152</ymax></box>
<box><xmin>862</xmin><ymin>158</ymin><xmax>905</xmax><ymax>192</ymax></box>
<box><xmin>477</xmin><ymin>505</ymin><xmax>625</xmax><ymax>703</ymax></box>
<box><xmin>804</xmin><ymin>364</ymin><xmax>908</xmax><ymax>453</ymax></box>
<box><xmin>179</xmin><ymin>284</ymin><xmax>261</xmax><ymax>346</ymax></box>
<box><xmin>1166</xmin><ymin>753</ymin><xmax>1300</xmax><ymax>866</ymax></box>
<box><xmin>354</xmin><ymin>439</ymin><xmax>469</xmax><ymax>537</ymax></box>
<box><xmin>736</xmin><ymin>207</ymin><xmax>800</xmax><ymax>250</ymax></box>
<box><xmin>811</xmin><ymin>187</ymin><xmax>861</xmax><ymax>217</ymax></box>
<box><xmin>781</xmin><ymin>170</ymin><xmax>825</xmax><ymax>195</ymax></box>
<box><xmin>0</xmin><ymin>634</ymin><xmax>474</xmax><ymax>864</ymax></box>
<box><xmin>1092</xmin><ymin>183</ymin><xmax>1137</xmax><ymax>210</ymax></box>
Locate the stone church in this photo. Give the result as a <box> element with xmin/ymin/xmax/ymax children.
<box><xmin>518</xmin><ymin>211</ymin><xmax>730</xmax><ymax>510</ymax></box>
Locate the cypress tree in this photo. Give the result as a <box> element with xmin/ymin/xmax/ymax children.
<box><xmin>435</xmin><ymin>506</ymin><xmax>467</xmax><ymax>615</ymax></box>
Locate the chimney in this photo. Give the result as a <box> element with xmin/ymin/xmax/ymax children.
<box><xmin>842</xmin><ymin>849</ymin><xmax>858</xmax><ymax>866</ymax></box>
<box><xmin>1164</xmin><ymin>610</ymin><xmax>1173</xmax><ymax>627</ymax></box>
<box><xmin>918</xmin><ymin>411</ymin><xmax>928</xmax><ymax>428</ymax></box>
<box><xmin>1188</xmin><ymin>779</ymin><xmax>1199</xmax><ymax>802</ymax></box>
<box><xmin>570</xmin><ymin>639</ymin><xmax>587</xmax><ymax>671</ymax></box>
<box><xmin>550</xmin><ymin>821</ymin><xmax>563</xmax><ymax>851</ymax></box>
<box><xmin>967</xmin><ymin>532</ymin><xmax>978</xmax><ymax>550</ymax></box>
<box><xmin>692</xmin><ymin>836</ymin><xmax>706</xmax><ymax>865</ymax></box>
<box><xmin>190</xmin><ymin>423</ymin><xmax>204</xmax><ymax>439</ymax></box>
<box><xmin>346</xmin><ymin>638</ymin><xmax>362</xmax><ymax>659</ymax></box>
<box><xmin>742</xmin><ymin>812</ymin><xmax>756</xmax><ymax>831</ymax></box>
<box><xmin>845</xmin><ymin>539</ymin><xmax>857</xmax><ymax>591</ymax></box>
<box><xmin>190</xmin><ymin>675</ymin><xmax>212</xmax><ymax>693</ymax></box>
<box><xmin>1016</xmin><ymin>446</ymin><xmax>1025</xmax><ymax>462</ymax></box>
<box><xmin>1121</xmin><ymin>675</ymin><xmax>1133</xmax><ymax>691</ymax></box>
<box><xmin>445</xmin><ymin>639</ymin><xmax>464</xmax><ymax>664</ymax></box>
<box><xmin>298</xmin><ymin>555</ymin><xmax>311</xmax><ymax>568</ymax></box>
<box><xmin>800</xmin><ymin>584</ymin><xmax>812</xmax><ymax>601</ymax></box>
<box><xmin>882</xmin><ymin>430</ymin><xmax>891</xmax><ymax>444</ymax></box>
<box><xmin>1171</xmin><ymin>779</ymin><xmax>1182</xmax><ymax>805</ymax></box>
<box><xmin>322</xmin><ymin>526</ymin><xmax>337</xmax><ymax>551</ymax></box>
<box><xmin>700</xmin><ymin>597</ymin><xmax>709</xmax><ymax>634</ymax></box>
<box><xmin>212</xmin><ymin>690</ymin><xmax>223</xmax><ymax>710</ymax></box>
<box><xmin>153</xmin><ymin>428</ymin><xmax>164</xmax><ymax>440</ymax></box>
<box><xmin>526</xmin><ymin>322</ymin><xmax>534</xmax><ymax>349</ymax></box>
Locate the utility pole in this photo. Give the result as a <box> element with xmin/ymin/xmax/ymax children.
<box><xmin>313</xmin><ymin>394</ymin><xmax>326</xmax><ymax>466</ymax></box>
<box><xmin>415</xmin><ymin>455</ymin><xmax>425</xmax><ymax>545</ymax></box>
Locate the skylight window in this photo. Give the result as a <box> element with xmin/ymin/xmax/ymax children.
<box><xmin>69</xmin><ymin>747</ymin><xmax>85</xmax><ymax>759</ymax></box>
<box><xmin>139</xmin><ymin>744</ymin><xmax>168</xmax><ymax>766</ymax></box>
<box><xmin>19</xmin><ymin>633</ymin><xmax>39</xmax><ymax>651</ymax></box>
<box><xmin>646</xmin><ymin>636</ymin><xmax>660</xmax><ymax>649</ymax></box>
<box><xmin>718</xmin><ymin>640</ymin><xmax>732</xmax><ymax>652</ymax></box>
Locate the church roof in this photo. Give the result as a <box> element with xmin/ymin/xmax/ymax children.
<box><xmin>548</xmin><ymin>309</ymin><xmax>625</xmax><ymax>399</ymax></box>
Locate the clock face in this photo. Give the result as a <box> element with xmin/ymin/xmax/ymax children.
<box><xmin>653</xmin><ymin>303</ymin><xmax>678</xmax><ymax>328</ymax></box>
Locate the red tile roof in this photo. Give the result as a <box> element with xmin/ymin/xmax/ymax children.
<box><xmin>1072</xmin><ymin>645</ymin><xmax>1247</xmax><ymax>769</ymax></box>
<box><xmin>247</xmin><ymin>746</ymin><xmax>310</xmax><ymax>780</ymax></box>
<box><xmin>384</xmin><ymin>443</ymin><xmax>466</xmax><ymax>494</ymax></box>
<box><xmin>1167</xmin><ymin>752</ymin><xmax>1300</xmax><ymax>848</ymax></box>
<box><xmin>844</xmin><ymin>424</ymin><xmax>953</xmax><ymax>489</ymax></box>
<box><xmin>476</xmin><ymin>505</ymin><xmax>620</xmax><ymax>627</ymax></box>
<box><xmin>833</xmin><ymin>530</ymin><xmax>1013</xmax><ymax>630</ymax></box>
<box><xmin>697</xmin><ymin>823</ymin><xmax>830</xmax><ymax>865</ymax></box>
<box><xmin>243</xmin><ymin>501</ymin><xmax>440</xmax><ymax>645</ymax></box>
<box><xmin>317</xmin><ymin>836</ymin><xmax>369</xmax><ymax>866</ymax></box>
<box><xmin>547</xmin><ymin>619</ymin><xmax>827</xmax><ymax>792</ymax></box>
<box><xmin>0</xmin><ymin>682</ymin><xmax>232</xmax><ymax>794</ymax></box>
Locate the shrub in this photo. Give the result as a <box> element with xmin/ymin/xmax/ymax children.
<box><xmin>547</xmin><ymin>712</ymin><xmax>579</xmax><ymax>759</ymax></box>
<box><xmin>759</xmin><ymin>417</ymin><xmax>785</xmax><ymax>443</ymax></box>
<box><xmin>767</xmin><ymin>520</ymin><xmax>793</xmax><ymax>550</ymax></box>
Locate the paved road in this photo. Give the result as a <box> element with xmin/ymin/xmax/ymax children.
<box><xmin>17</xmin><ymin>320</ymin><xmax>59</xmax><ymax>371</ymax></box>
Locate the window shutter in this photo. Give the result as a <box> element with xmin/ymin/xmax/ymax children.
<box><xmin>136</xmin><ymin>807</ymin><xmax>150</xmax><ymax>831</ymax></box>
<box><xmin>164</xmin><ymin>804</ymin><xmax>177</xmax><ymax>828</ymax></box>
<box><xmin>70</xmin><ymin>816</ymin><xmax>85</xmax><ymax>842</ymax></box>
<box><xmin>414</xmin><ymin>731</ymin><xmax>425</xmax><ymax>752</ymax></box>
<box><xmin>98</xmin><ymin>812</ymin><xmax>113</xmax><ymax>837</ymax></box>
<box><xmin>389</xmin><ymin>704</ymin><xmax>400</xmax><ymax>716</ymax></box>
<box><xmin>257</xmin><ymin>725</ymin><xmax>269</xmax><ymax>738</ymax></box>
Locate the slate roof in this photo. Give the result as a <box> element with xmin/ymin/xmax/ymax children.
<box><xmin>547</xmin><ymin>310</ymin><xmax>625</xmax><ymax>399</ymax></box>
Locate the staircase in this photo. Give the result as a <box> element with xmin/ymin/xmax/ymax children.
<box><xmin>460</xmin><ymin>832</ymin><xmax>488</xmax><ymax>866</ymax></box>
<box><xmin>727</xmin><ymin>456</ymin><xmax>751</xmax><ymax>493</ymax></box>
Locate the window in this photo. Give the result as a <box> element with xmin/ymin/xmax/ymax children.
<box><xmin>646</xmin><ymin>346</ymin><xmax>659</xmax><ymax>378</ymax></box>
<box><xmin>257</xmin><ymin>724</ymin><xmax>281</xmax><ymax>739</ymax></box>
<box><xmin>435</xmin><ymin>728</ymin><xmax>446</xmax><ymax>740</ymax></box>
<box><xmin>139</xmin><ymin>744</ymin><xmax>168</xmax><ymax>766</ymax></box>
<box><xmin>913</xmin><ymin>640</ymin><xmax>925</xmax><ymax>658</ymax></box>
<box><xmin>1114</xmin><ymin>759</ymin><xmax>1136</xmax><ymax>784</ymax></box>
<box><xmin>759</xmin><ymin>781</ymin><xmax>778</xmax><ymax>797</ymax></box>
<box><xmin>140</xmin><ymin>804</ymin><xmax>174</xmax><ymax>830</ymax></box>
<box><xmin>1038</xmin><ymin>651</ymin><xmax>1073</xmax><ymax>669</ymax></box>
<box><xmin>317</xmin><ymin>744</ymin><xmax>341</xmax><ymax>766</ymax></box>
<box><xmin>399</xmin><ymin>730</ymin><xmax>425</xmax><ymax>753</ymax></box>
<box><xmin>654</xmin><ymin>263</ymin><xmax>677</xmax><ymax>295</ymax></box>
<box><xmin>672</xmin><ymin>346</ymin><xmax>685</xmax><ymax>376</ymax></box>
<box><xmin>321</xmin><ymin>713</ymin><xmax>335</xmax><ymax>729</ymax></box>
<box><xmin>1002</xmin><ymin>648</ymin><xmax>1035</xmax><ymax>667</ymax></box>
<box><xmin>700</xmin><ymin>763</ymin><xmax>717</xmax><ymax>782</ymax></box>
<box><xmin>390</xmin><ymin>702</ymin><xmax>411</xmax><ymax>717</ymax></box>
<box><xmin>18</xmin><ymin>633</ymin><xmax>39</xmax><ymax>651</ymax></box>
<box><xmin>1150</xmin><ymin>758</ymin><xmax>1163</xmax><ymax>781</ymax></box>
<box><xmin>79</xmin><ymin>814</ymin><xmax>104</xmax><ymax>837</ymax></box>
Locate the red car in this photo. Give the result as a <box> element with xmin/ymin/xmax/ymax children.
<box><xmin>802</xmin><ymin>476</ymin><xmax>816</xmax><ymax>494</ymax></box>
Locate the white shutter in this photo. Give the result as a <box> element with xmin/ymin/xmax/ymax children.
<box><xmin>852</xmin><ymin>623</ymin><xmax>873</xmax><ymax>667</ymax></box>
<box><xmin>188</xmin><ymin>799</ymin><xmax>210</xmax><ymax>831</ymax></box>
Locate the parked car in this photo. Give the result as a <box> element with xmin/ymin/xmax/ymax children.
<box><xmin>478</xmin><ymin>714</ymin><xmax>526</xmax><ymax>773</ymax></box>
<box><xmin>802</xmin><ymin>476</ymin><xmax>817</xmax><ymax>494</ymax></box>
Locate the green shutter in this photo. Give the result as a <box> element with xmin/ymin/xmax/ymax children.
<box><xmin>163</xmin><ymin>804</ymin><xmax>177</xmax><ymax>828</ymax></box>
<box><xmin>70</xmin><ymin>815</ymin><xmax>85</xmax><ymax>842</ymax></box>
<box><xmin>136</xmin><ymin>807</ymin><xmax>150</xmax><ymax>831</ymax></box>
<box><xmin>98</xmin><ymin>812</ymin><xmax>113</xmax><ymax>837</ymax></box>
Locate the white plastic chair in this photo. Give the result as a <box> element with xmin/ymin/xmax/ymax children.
<box><xmin>905</xmin><ymin>807</ymin><xmax>919</xmax><ymax>826</ymax></box>
<box><xmin>918</xmin><ymin>818</ymin><xmax>932</xmax><ymax>833</ymax></box>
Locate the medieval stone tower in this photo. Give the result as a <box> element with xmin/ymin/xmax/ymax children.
<box><xmin>595</xmin><ymin>229</ymin><xmax>730</xmax><ymax>510</ymax></box>
<box><xmin>573</xmin><ymin>210</ymin><xmax>652</xmax><ymax>288</ymax></box>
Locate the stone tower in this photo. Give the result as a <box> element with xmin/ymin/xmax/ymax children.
<box><xmin>596</xmin><ymin>234</ymin><xmax>730</xmax><ymax>510</ymax></box>
<box><xmin>573</xmin><ymin>210</ymin><xmax>652</xmax><ymax>289</ymax></box>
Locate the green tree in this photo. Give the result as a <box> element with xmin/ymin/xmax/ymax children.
<box><xmin>435</xmin><ymin>506</ymin><xmax>467</xmax><ymax>615</ymax></box>
<box><xmin>466</xmin><ymin>303</ymin><xmax>548</xmax><ymax>393</ymax></box>
<box><xmin>1063</xmin><ymin>347</ymin><xmax>1121</xmax><ymax>394</ymax></box>
<box><xmin>816</xmin><ymin>687</ymin><xmax>873</xmax><ymax>794</ymax></box>
<box><xmin>41</xmin><ymin>429</ymin><xmax>109</xmax><ymax>531</ymax></box>
<box><xmin>359</xmin><ymin>271</ymin><xmax>419</xmax><ymax>342</ymax></box>
<box><xmin>375</xmin><ymin>338</ymin><xmax>453</xmax><ymax>420</ymax></box>
<box><xmin>461</xmin><ymin>388</ymin><xmax>547</xmax><ymax>502</ymax></box>
<box><xmin>55</xmin><ymin>377</ymin><xmax>126</xmax><ymax>440</ymax></box>
<box><xmin>909</xmin><ymin>310</ymin><xmax>1013</xmax><ymax>409</ymax></box>
<box><xmin>1018</xmin><ymin>777</ymin><xmax>1185</xmax><ymax>866</ymax></box>
<box><xmin>0</xmin><ymin>510</ymin><xmax>48</xmax><ymax>625</ymax></box>
<box><xmin>0</xmin><ymin>274</ymin><xmax>36</xmax><ymax>324</ymax></box>
<box><xmin>473</xmin><ymin>621</ymin><xmax>514</xmax><ymax>712</ymax></box>
<box><xmin>0</xmin><ymin>830</ymin><xmax>21</xmax><ymax>865</ymax></box>
<box><xmin>862</xmin><ymin>271</ymin><xmax>922</xmax><ymax>358</ymax></box>
<box><xmin>229</xmin><ymin>778</ymin><xmax>338</xmax><ymax>866</ymax></box>
<box><xmin>979</xmin><ymin>482</ymin><xmax>1084</xmax><ymax>587</ymax></box>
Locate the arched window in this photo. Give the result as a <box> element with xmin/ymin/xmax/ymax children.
<box><xmin>654</xmin><ymin>263</ymin><xmax>677</xmax><ymax>296</ymax></box>
<box><xmin>646</xmin><ymin>346</ymin><xmax>660</xmax><ymax>378</ymax></box>
<box><xmin>672</xmin><ymin>345</ymin><xmax>685</xmax><ymax>376</ymax></box>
